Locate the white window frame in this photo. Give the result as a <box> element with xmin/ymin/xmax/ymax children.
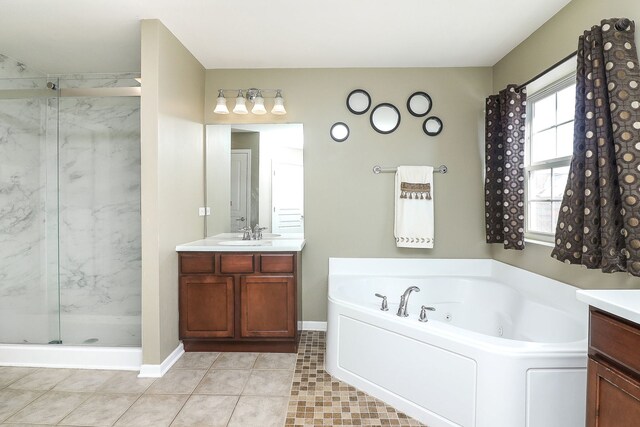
<box><xmin>524</xmin><ymin>73</ymin><xmax>576</xmax><ymax>244</ymax></box>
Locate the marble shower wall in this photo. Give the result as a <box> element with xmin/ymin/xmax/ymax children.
<box><xmin>0</xmin><ymin>55</ymin><xmax>56</xmax><ymax>344</ymax></box>
<box><xmin>0</xmin><ymin>55</ymin><xmax>141</xmax><ymax>346</ymax></box>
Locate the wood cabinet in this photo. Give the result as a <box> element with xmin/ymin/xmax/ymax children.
<box><xmin>178</xmin><ymin>251</ymin><xmax>301</xmax><ymax>353</ymax></box>
<box><xmin>586</xmin><ymin>308</ymin><xmax>640</xmax><ymax>426</ymax></box>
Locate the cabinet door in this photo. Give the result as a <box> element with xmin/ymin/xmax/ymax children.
<box><xmin>240</xmin><ymin>276</ymin><xmax>295</xmax><ymax>338</ymax></box>
<box><xmin>179</xmin><ymin>275</ymin><xmax>234</xmax><ymax>338</ymax></box>
<box><xmin>587</xmin><ymin>358</ymin><xmax>640</xmax><ymax>427</ymax></box>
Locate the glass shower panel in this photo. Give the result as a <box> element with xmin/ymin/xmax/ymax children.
<box><xmin>56</xmin><ymin>76</ymin><xmax>141</xmax><ymax>347</ymax></box>
<box><xmin>0</xmin><ymin>77</ymin><xmax>61</xmax><ymax>344</ymax></box>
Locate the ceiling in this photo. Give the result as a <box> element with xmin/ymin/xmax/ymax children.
<box><xmin>0</xmin><ymin>0</ymin><xmax>571</xmax><ymax>75</ymax></box>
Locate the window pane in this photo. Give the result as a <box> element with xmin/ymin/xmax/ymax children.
<box><xmin>529</xmin><ymin>169</ymin><xmax>551</xmax><ymax>200</ymax></box>
<box><xmin>556</xmin><ymin>122</ymin><xmax>574</xmax><ymax>158</ymax></box>
<box><xmin>531</xmin><ymin>128</ymin><xmax>556</xmax><ymax>163</ymax></box>
<box><xmin>552</xmin><ymin>166</ymin><xmax>569</xmax><ymax>199</ymax></box>
<box><xmin>529</xmin><ymin>201</ymin><xmax>553</xmax><ymax>233</ymax></box>
<box><xmin>552</xmin><ymin>201</ymin><xmax>562</xmax><ymax>233</ymax></box>
<box><xmin>532</xmin><ymin>94</ymin><xmax>556</xmax><ymax>132</ymax></box>
<box><xmin>557</xmin><ymin>84</ymin><xmax>576</xmax><ymax>123</ymax></box>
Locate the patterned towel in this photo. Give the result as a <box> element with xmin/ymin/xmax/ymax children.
<box><xmin>394</xmin><ymin>166</ymin><xmax>434</xmax><ymax>248</ymax></box>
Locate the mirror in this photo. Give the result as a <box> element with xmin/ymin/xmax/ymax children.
<box><xmin>407</xmin><ymin>92</ymin><xmax>432</xmax><ymax>117</ymax></box>
<box><xmin>330</xmin><ymin>122</ymin><xmax>350</xmax><ymax>142</ymax></box>
<box><xmin>346</xmin><ymin>89</ymin><xmax>371</xmax><ymax>115</ymax></box>
<box><xmin>370</xmin><ymin>103</ymin><xmax>401</xmax><ymax>134</ymax></box>
<box><xmin>423</xmin><ymin>116</ymin><xmax>443</xmax><ymax>136</ymax></box>
<box><xmin>205</xmin><ymin>124</ymin><xmax>304</xmax><ymax>237</ymax></box>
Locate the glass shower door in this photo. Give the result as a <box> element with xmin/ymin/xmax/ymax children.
<box><xmin>0</xmin><ymin>77</ymin><xmax>61</xmax><ymax>344</ymax></box>
<box><xmin>56</xmin><ymin>76</ymin><xmax>141</xmax><ymax>347</ymax></box>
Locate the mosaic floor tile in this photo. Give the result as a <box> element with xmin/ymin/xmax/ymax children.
<box><xmin>286</xmin><ymin>331</ymin><xmax>425</xmax><ymax>427</ymax></box>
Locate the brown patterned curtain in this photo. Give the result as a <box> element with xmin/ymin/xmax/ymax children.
<box><xmin>484</xmin><ymin>85</ymin><xmax>527</xmax><ymax>250</ymax></box>
<box><xmin>552</xmin><ymin>18</ymin><xmax>640</xmax><ymax>276</ymax></box>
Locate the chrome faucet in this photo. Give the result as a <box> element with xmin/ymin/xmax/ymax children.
<box><xmin>240</xmin><ymin>226</ymin><xmax>253</xmax><ymax>240</ymax></box>
<box><xmin>253</xmin><ymin>224</ymin><xmax>267</xmax><ymax>240</ymax></box>
<box><xmin>397</xmin><ymin>286</ymin><xmax>420</xmax><ymax>317</ymax></box>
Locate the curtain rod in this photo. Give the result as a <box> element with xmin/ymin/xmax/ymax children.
<box><xmin>514</xmin><ymin>17</ymin><xmax>632</xmax><ymax>92</ymax></box>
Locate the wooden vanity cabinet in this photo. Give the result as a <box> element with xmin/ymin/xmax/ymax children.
<box><xmin>178</xmin><ymin>251</ymin><xmax>301</xmax><ymax>353</ymax></box>
<box><xmin>586</xmin><ymin>308</ymin><xmax>640</xmax><ymax>426</ymax></box>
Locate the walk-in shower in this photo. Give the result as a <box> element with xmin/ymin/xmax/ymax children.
<box><xmin>0</xmin><ymin>54</ymin><xmax>141</xmax><ymax>368</ymax></box>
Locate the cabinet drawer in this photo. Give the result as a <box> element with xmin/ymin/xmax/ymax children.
<box><xmin>220</xmin><ymin>254</ymin><xmax>255</xmax><ymax>273</ymax></box>
<box><xmin>590</xmin><ymin>310</ymin><xmax>640</xmax><ymax>375</ymax></box>
<box><xmin>260</xmin><ymin>254</ymin><xmax>294</xmax><ymax>273</ymax></box>
<box><xmin>180</xmin><ymin>254</ymin><xmax>215</xmax><ymax>274</ymax></box>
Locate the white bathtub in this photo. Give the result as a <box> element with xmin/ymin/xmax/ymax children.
<box><xmin>326</xmin><ymin>258</ymin><xmax>588</xmax><ymax>427</ymax></box>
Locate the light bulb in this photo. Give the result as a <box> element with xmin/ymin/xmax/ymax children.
<box><xmin>213</xmin><ymin>90</ymin><xmax>229</xmax><ymax>114</ymax></box>
<box><xmin>251</xmin><ymin>91</ymin><xmax>267</xmax><ymax>115</ymax></box>
<box><xmin>233</xmin><ymin>90</ymin><xmax>248</xmax><ymax>114</ymax></box>
<box><xmin>271</xmin><ymin>90</ymin><xmax>286</xmax><ymax>115</ymax></box>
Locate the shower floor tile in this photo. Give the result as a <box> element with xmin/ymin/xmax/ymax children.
<box><xmin>0</xmin><ymin>332</ymin><xmax>424</xmax><ymax>426</ymax></box>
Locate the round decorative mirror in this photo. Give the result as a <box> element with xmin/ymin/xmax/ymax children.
<box><xmin>407</xmin><ymin>91</ymin><xmax>432</xmax><ymax>117</ymax></box>
<box><xmin>423</xmin><ymin>116</ymin><xmax>443</xmax><ymax>136</ymax></box>
<box><xmin>370</xmin><ymin>103</ymin><xmax>401</xmax><ymax>134</ymax></box>
<box><xmin>330</xmin><ymin>122</ymin><xmax>350</xmax><ymax>142</ymax></box>
<box><xmin>346</xmin><ymin>89</ymin><xmax>371</xmax><ymax>115</ymax></box>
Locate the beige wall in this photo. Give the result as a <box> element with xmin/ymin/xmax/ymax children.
<box><xmin>140</xmin><ymin>19</ymin><xmax>205</xmax><ymax>364</ymax></box>
<box><xmin>205</xmin><ymin>68</ymin><xmax>493</xmax><ymax>321</ymax></box>
<box><xmin>492</xmin><ymin>0</ymin><xmax>640</xmax><ymax>289</ymax></box>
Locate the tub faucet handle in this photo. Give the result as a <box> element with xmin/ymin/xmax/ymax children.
<box><xmin>374</xmin><ymin>293</ymin><xmax>389</xmax><ymax>311</ymax></box>
<box><xmin>419</xmin><ymin>305</ymin><xmax>436</xmax><ymax>322</ymax></box>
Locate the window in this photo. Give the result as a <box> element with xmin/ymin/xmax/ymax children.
<box><xmin>525</xmin><ymin>75</ymin><xmax>575</xmax><ymax>242</ymax></box>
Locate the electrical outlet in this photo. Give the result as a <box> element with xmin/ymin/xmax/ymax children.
<box><xmin>206</xmin><ymin>207</ymin><xmax>211</xmax><ymax>215</ymax></box>
<box><xmin>198</xmin><ymin>207</ymin><xmax>206</xmax><ymax>216</ymax></box>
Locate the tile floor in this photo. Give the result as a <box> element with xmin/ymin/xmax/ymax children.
<box><xmin>0</xmin><ymin>331</ymin><xmax>423</xmax><ymax>426</ymax></box>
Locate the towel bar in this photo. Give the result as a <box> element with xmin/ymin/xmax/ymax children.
<box><xmin>372</xmin><ymin>165</ymin><xmax>448</xmax><ymax>174</ymax></box>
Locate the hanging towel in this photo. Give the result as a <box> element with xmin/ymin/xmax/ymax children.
<box><xmin>394</xmin><ymin>166</ymin><xmax>434</xmax><ymax>248</ymax></box>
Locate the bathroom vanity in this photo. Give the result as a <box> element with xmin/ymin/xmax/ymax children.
<box><xmin>176</xmin><ymin>234</ymin><xmax>305</xmax><ymax>353</ymax></box>
<box><xmin>577</xmin><ymin>290</ymin><xmax>640</xmax><ymax>426</ymax></box>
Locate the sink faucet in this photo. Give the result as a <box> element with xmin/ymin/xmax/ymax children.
<box><xmin>253</xmin><ymin>225</ymin><xmax>267</xmax><ymax>240</ymax></box>
<box><xmin>240</xmin><ymin>226</ymin><xmax>253</xmax><ymax>240</ymax></box>
<box><xmin>397</xmin><ymin>286</ymin><xmax>420</xmax><ymax>317</ymax></box>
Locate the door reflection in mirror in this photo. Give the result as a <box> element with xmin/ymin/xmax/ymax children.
<box><xmin>206</xmin><ymin>124</ymin><xmax>304</xmax><ymax>237</ymax></box>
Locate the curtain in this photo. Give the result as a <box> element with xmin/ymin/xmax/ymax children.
<box><xmin>484</xmin><ymin>85</ymin><xmax>527</xmax><ymax>250</ymax></box>
<box><xmin>552</xmin><ymin>18</ymin><xmax>640</xmax><ymax>276</ymax></box>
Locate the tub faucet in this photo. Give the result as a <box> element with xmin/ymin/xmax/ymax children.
<box><xmin>397</xmin><ymin>286</ymin><xmax>420</xmax><ymax>317</ymax></box>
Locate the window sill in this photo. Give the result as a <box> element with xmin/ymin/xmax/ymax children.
<box><xmin>524</xmin><ymin>237</ymin><xmax>555</xmax><ymax>248</ymax></box>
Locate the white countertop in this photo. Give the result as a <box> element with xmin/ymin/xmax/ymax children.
<box><xmin>176</xmin><ymin>233</ymin><xmax>306</xmax><ymax>252</ymax></box>
<box><xmin>576</xmin><ymin>289</ymin><xmax>640</xmax><ymax>325</ymax></box>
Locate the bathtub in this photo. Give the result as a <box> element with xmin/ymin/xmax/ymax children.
<box><xmin>326</xmin><ymin>258</ymin><xmax>588</xmax><ymax>427</ymax></box>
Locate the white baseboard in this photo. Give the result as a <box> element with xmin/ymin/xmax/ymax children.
<box><xmin>302</xmin><ymin>321</ymin><xmax>327</xmax><ymax>331</ymax></box>
<box><xmin>0</xmin><ymin>344</ymin><xmax>142</xmax><ymax>371</ymax></box>
<box><xmin>138</xmin><ymin>342</ymin><xmax>184</xmax><ymax>378</ymax></box>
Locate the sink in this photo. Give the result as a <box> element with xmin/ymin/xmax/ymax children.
<box><xmin>217</xmin><ymin>240</ymin><xmax>272</xmax><ymax>246</ymax></box>
<box><xmin>215</xmin><ymin>233</ymin><xmax>281</xmax><ymax>239</ymax></box>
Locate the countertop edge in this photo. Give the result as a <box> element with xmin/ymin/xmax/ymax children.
<box><xmin>175</xmin><ymin>239</ymin><xmax>306</xmax><ymax>252</ymax></box>
<box><xmin>576</xmin><ymin>290</ymin><xmax>640</xmax><ymax>325</ymax></box>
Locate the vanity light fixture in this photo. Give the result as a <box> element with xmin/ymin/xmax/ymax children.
<box><xmin>232</xmin><ymin>90</ymin><xmax>248</xmax><ymax>115</ymax></box>
<box><xmin>251</xmin><ymin>90</ymin><xmax>267</xmax><ymax>115</ymax></box>
<box><xmin>214</xmin><ymin>89</ymin><xmax>229</xmax><ymax>114</ymax></box>
<box><xmin>271</xmin><ymin>90</ymin><xmax>286</xmax><ymax>115</ymax></box>
<box><xmin>214</xmin><ymin>88</ymin><xmax>286</xmax><ymax>115</ymax></box>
